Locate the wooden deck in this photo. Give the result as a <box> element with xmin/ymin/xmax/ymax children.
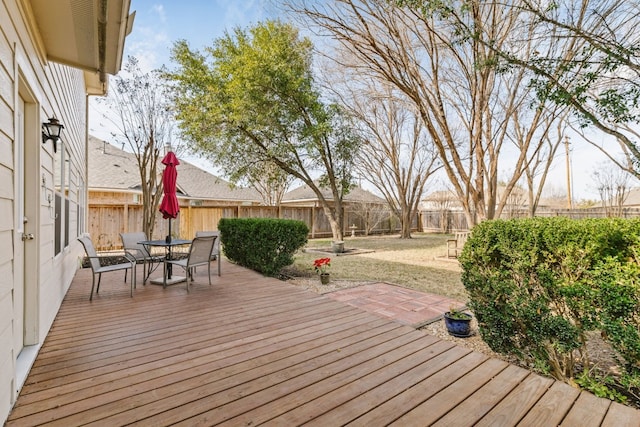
<box><xmin>7</xmin><ymin>261</ymin><xmax>640</xmax><ymax>426</ymax></box>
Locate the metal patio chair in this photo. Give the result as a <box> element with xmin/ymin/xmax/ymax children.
<box><xmin>195</xmin><ymin>231</ymin><xmax>222</xmax><ymax>276</ymax></box>
<box><xmin>120</xmin><ymin>232</ymin><xmax>163</xmax><ymax>283</ymax></box>
<box><xmin>163</xmin><ymin>235</ymin><xmax>216</xmax><ymax>291</ymax></box>
<box><xmin>78</xmin><ymin>236</ymin><xmax>136</xmax><ymax>301</ymax></box>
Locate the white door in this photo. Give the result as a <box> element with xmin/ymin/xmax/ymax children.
<box><xmin>13</xmin><ymin>97</ymin><xmax>26</xmax><ymax>355</ymax></box>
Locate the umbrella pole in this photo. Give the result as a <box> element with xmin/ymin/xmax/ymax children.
<box><xmin>166</xmin><ymin>219</ymin><xmax>172</xmax><ymax>279</ymax></box>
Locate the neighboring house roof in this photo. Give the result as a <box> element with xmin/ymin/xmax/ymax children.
<box><xmin>421</xmin><ymin>189</ymin><xmax>462</xmax><ymax>210</ymax></box>
<box><xmin>621</xmin><ymin>187</ymin><xmax>640</xmax><ymax>207</ymax></box>
<box><xmin>89</xmin><ymin>136</ymin><xmax>141</xmax><ymax>191</ymax></box>
<box><xmin>88</xmin><ymin>136</ymin><xmax>261</xmax><ymax>202</ymax></box>
<box><xmin>176</xmin><ymin>161</ymin><xmax>262</xmax><ymax>202</ymax></box>
<box><xmin>282</xmin><ymin>182</ymin><xmax>386</xmax><ymax>204</ymax></box>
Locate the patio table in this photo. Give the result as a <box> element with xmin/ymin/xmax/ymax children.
<box><xmin>139</xmin><ymin>239</ymin><xmax>191</xmax><ymax>287</ymax></box>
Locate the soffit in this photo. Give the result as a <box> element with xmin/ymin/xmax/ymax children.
<box><xmin>27</xmin><ymin>0</ymin><xmax>134</xmax><ymax>85</ymax></box>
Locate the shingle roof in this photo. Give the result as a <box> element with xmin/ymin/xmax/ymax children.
<box><xmin>88</xmin><ymin>136</ymin><xmax>141</xmax><ymax>190</ymax></box>
<box><xmin>88</xmin><ymin>136</ymin><xmax>261</xmax><ymax>202</ymax></box>
<box><xmin>282</xmin><ymin>182</ymin><xmax>386</xmax><ymax>204</ymax></box>
<box><xmin>176</xmin><ymin>161</ymin><xmax>261</xmax><ymax>202</ymax></box>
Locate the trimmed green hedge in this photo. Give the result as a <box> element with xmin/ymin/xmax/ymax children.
<box><xmin>218</xmin><ymin>218</ymin><xmax>308</xmax><ymax>276</ymax></box>
<box><xmin>460</xmin><ymin>217</ymin><xmax>640</xmax><ymax>396</ymax></box>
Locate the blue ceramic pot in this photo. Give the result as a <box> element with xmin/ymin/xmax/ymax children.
<box><xmin>444</xmin><ymin>312</ymin><xmax>472</xmax><ymax>337</ymax></box>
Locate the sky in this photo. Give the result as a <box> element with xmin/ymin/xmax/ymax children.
<box><xmin>121</xmin><ymin>0</ymin><xmax>279</xmax><ymax>73</ymax></box>
<box><xmin>88</xmin><ymin>0</ymin><xmax>278</xmax><ymax>177</ymax></box>
<box><xmin>88</xmin><ymin>0</ymin><xmax>620</xmax><ymax>201</ymax></box>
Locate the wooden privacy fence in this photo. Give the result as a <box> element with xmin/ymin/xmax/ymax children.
<box><xmin>420</xmin><ymin>208</ymin><xmax>640</xmax><ymax>233</ymax></box>
<box><xmin>89</xmin><ymin>203</ymin><xmax>414</xmax><ymax>251</ymax></box>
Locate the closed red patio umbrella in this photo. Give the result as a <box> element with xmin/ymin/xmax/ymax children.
<box><xmin>159</xmin><ymin>151</ymin><xmax>180</xmax><ymax>242</ymax></box>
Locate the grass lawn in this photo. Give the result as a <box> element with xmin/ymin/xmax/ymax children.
<box><xmin>288</xmin><ymin>232</ymin><xmax>468</xmax><ymax>302</ymax></box>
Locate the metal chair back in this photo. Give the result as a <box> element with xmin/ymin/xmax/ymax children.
<box><xmin>79</xmin><ymin>236</ymin><xmax>102</xmax><ymax>271</ymax></box>
<box><xmin>195</xmin><ymin>231</ymin><xmax>221</xmax><ymax>276</ymax></box>
<box><xmin>185</xmin><ymin>235</ymin><xmax>216</xmax><ymax>269</ymax></box>
<box><xmin>78</xmin><ymin>236</ymin><xmax>136</xmax><ymax>300</ymax></box>
<box><xmin>120</xmin><ymin>232</ymin><xmax>152</xmax><ymax>260</ymax></box>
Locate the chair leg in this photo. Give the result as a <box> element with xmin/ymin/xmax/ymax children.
<box><xmin>185</xmin><ymin>266</ymin><xmax>192</xmax><ymax>292</ymax></box>
<box><xmin>143</xmin><ymin>262</ymin><xmax>147</xmax><ymax>285</ymax></box>
<box><xmin>90</xmin><ymin>274</ymin><xmax>96</xmax><ymax>301</ymax></box>
<box><xmin>130</xmin><ymin>265</ymin><xmax>135</xmax><ymax>297</ymax></box>
<box><xmin>208</xmin><ymin>262</ymin><xmax>212</xmax><ymax>286</ymax></box>
<box><xmin>97</xmin><ymin>273</ymin><xmax>102</xmax><ymax>294</ymax></box>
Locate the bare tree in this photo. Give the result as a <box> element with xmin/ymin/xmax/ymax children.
<box><xmin>349</xmin><ymin>202</ymin><xmax>392</xmax><ymax>235</ymax></box>
<box><xmin>519</xmin><ymin>116</ymin><xmax>570</xmax><ymax>216</ymax></box>
<box><xmin>500</xmin><ymin>182</ymin><xmax>527</xmax><ymax>219</ymax></box>
<box><xmin>402</xmin><ymin>0</ymin><xmax>640</xmax><ymax>179</ymax></box>
<box><xmin>329</xmin><ymin>76</ymin><xmax>439</xmax><ymax>238</ymax></box>
<box><xmin>572</xmin><ymin>122</ymin><xmax>640</xmax><ymax>180</ymax></box>
<box><xmin>96</xmin><ymin>57</ymin><xmax>180</xmax><ymax>238</ymax></box>
<box><xmin>591</xmin><ymin>160</ymin><xmax>633</xmax><ymax>217</ymax></box>
<box><xmin>513</xmin><ymin>1</ymin><xmax>640</xmax><ymax>177</ymax></box>
<box><xmin>289</xmin><ymin>0</ymin><xmax>574</xmax><ymax>227</ymax></box>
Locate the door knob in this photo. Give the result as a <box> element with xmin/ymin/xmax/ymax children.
<box><xmin>22</xmin><ymin>233</ymin><xmax>34</xmax><ymax>241</ymax></box>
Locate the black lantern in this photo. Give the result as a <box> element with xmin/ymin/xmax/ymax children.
<box><xmin>42</xmin><ymin>117</ymin><xmax>64</xmax><ymax>152</ymax></box>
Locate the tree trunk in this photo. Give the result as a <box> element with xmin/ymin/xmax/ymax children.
<box><xmin>400</xmin><ymin>208</ymin><xmax>413</xmax><ymax>238</ymax></box>
<box><xmin>325</xmin><ymin>201</ymin><xmax>344</xmax><ymax>241</ymax></box>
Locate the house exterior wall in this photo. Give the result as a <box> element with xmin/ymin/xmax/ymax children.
<box><xmin>0</xmin><ymin>0</ymin><xmax>88</xmax><ymax>422</ymax></box>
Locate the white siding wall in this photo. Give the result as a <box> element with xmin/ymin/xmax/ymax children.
<box><xmin>38</xmin><ymin>63</ymin><xmax>87</xmax><ymax>333</ymax></box>
<box><xmin>0</xmin><ymin>2</ymin><xmax>18</xmax><ymax>419</ymax></box>
<box><xmin>0</xmin><ymin>0</ymin><xmax>88</xmax><ymax>423</ymax></box>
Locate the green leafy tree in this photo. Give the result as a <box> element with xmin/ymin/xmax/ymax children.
<box><xmin>246</xmin><ymin>160</ymin><xmax>294</xmax><ymax>207</ymax></box>
<box><xmin>166</xmin><ymin>20</ymin><xmax>361</xmax><ymax>240</ymax></box>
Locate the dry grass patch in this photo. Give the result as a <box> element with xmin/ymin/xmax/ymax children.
<box><xmin>286</xmin><ymin>233</ymin><xmax>467</xmax><ymax>302</ymax></box>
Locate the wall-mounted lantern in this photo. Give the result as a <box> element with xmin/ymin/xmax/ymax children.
<box><xmin>41</xmin><ymin>117</ymin><xmax>64</xmax><ymax>152</ymax></box>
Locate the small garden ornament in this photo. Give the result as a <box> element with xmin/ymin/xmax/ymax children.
<box><xmin>314</xmin><ymin>257</ymin><xmax>331</xmax><ymax>284</ymax></box>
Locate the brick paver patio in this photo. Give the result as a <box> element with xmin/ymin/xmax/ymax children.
<box><xmin>326</xmin><ymin>282</ymin><xmax>464</xmax><ymax>326</ymax></box>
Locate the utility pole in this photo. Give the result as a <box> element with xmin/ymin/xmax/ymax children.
<box><xmin>564</xmin><ymin>135</ymin><xmax>572</xmax><ymax>209</ymax></box>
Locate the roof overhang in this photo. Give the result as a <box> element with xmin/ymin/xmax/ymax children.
<box><xmin>24</xmin><ymin>0</ymin><xmax>135</xmax><ymax>95</ymax></box>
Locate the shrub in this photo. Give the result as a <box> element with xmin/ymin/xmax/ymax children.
<box><xmin>218</xmin><ymin>218</ymin><xmax>308</xmax><ymax>276</ymax></box>
<box><xmin>460</xmin><ymin>217</ymin><xmax>640</xmax><ymax>388</ymax></box>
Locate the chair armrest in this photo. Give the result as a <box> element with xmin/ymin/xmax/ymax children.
<box><xmin>122</xmin><ymin>252</ymin><xmax>137</xmax><ymax>264</ymax></box>
<box><xmin>89</xmin><ymin>253</ymin><xmax>136</xmax><ymax>266</ymax></box>
<box><xmin>124</xmin><ymin>249</ymin><xmax>146</xmax><ymax>261</ymax></box>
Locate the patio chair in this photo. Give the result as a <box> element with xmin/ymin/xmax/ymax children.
<box><xmin>120</xmin><ymin>232</ymin><xmax>164</xmax><ymax>283</ymax></box>
<box><xmin>78</xmin><ymin>236</ymin><xmax>136</xmax><ymax>301</ymax></box>
<box><xmin>195</xmin><ymin>230</ymin><xmax>222</xmax><ymax>276</ymax></box>
<box><xmin>164</xmin><ymin>235</ymin><xmax>216</xmax><ymax>291</ymax></box>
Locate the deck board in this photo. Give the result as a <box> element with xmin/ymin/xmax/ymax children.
<box><xmin>474</xmin><ymin>373</ymin><xmax>555</xmax><ymax>426</ymax></box>
<box><xmin>431</xmin><ymin>364</ymin><xmax>531</xmax><ymax>426</ymax></box>
<box><xmin>7</xmin><ymin>261</ymin><xmax>640</xmax><ymax>426</ymax></box>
